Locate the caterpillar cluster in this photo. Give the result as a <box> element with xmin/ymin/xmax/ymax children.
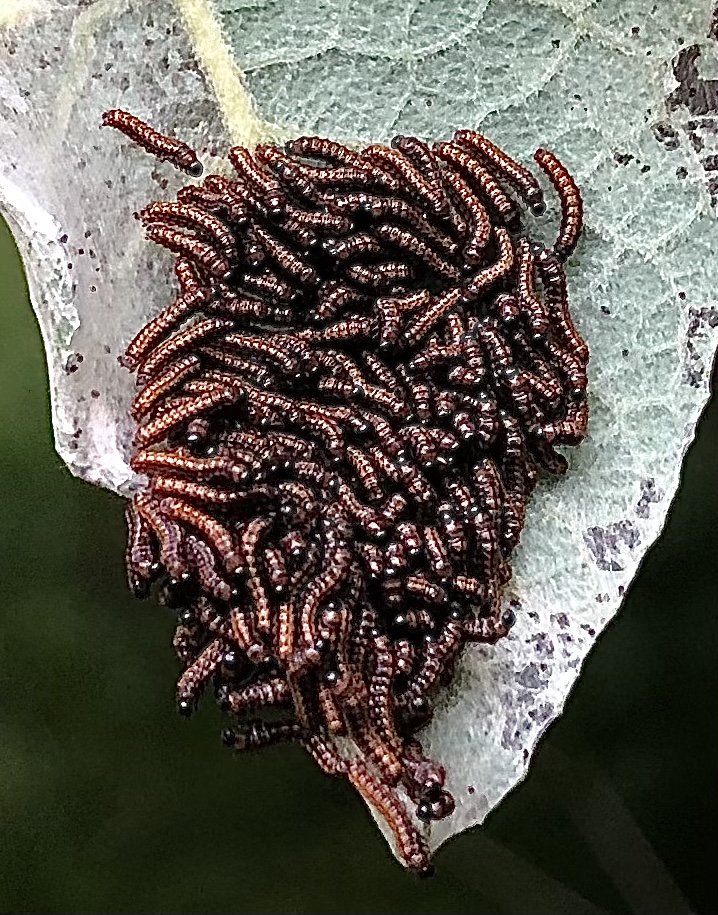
<box><xmin>110</xmin><ymin>110</ymin><xmax>588</xmax><ymax>872</ymax></box>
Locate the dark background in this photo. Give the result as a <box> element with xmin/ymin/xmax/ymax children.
<box><xmin>0</xmin><ymin>215</ymin><xmax>715</xmax><ymax>915</ymax></box>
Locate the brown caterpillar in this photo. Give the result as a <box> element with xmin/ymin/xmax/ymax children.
<box><xmin>102</xmin><ymin>109</ymin><xmax>203</xmax><ymax>176</ymax></box>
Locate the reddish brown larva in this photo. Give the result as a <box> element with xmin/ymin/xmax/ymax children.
<box><xmin>159</xmin><ymin>496</ymin><xmax>242</xmax><ymax>574</ymax></box>
<box><xmin>373</xmin><ymin>223</ymin><xmax>460</xmax><ymax>282</ymax></box>
<box><xmin>463</xmin><ymin>226</ymin><xmax>514</xmax><ymax>299</ymax></box>
<box><xmin>229</xmin><ymin>145</ymin><xmax>286</xmax><ymax>213</ymax></box>
<box><xmin>253</xmin><ymin>225</ymin><xmax>318</xmax><ymax>285</ymax></box>
<box><xmin>534</xmin><ymin>147</ymin><xmax>584</xmax><ymax>260</ymax></box>
<box><xmin>176</xmin><ymin>638</ymin><xmax>226</xmax><ymax>705</ymax></box>
<box><xmin>391</xmin><ymin>135</ymin><xmax>448</xmax><ymax>212</ymax></box>
<box><xmin>323</xmin><ymin>232</ymin><xmax>382</xmax><ymax>262</ymax></box>
<box><xmin>141</xmin><ymin>201</ymin><xmax>237</xmax><ymax>261</ymax></box>
<box><xmin>442</xmin><ymin>169</ymin><xmax>491</xmax><ymax>265</ymax></box>
<box><xmin>133</xmin><ymin>384</ymin><xmax>240</xmax><ymax>448</ymax></box>
<box><xmin>124</xmin><ymin>504</ymin><xmax>158</xmax><ymax>595</ymax></box>
<box><xmin>133</xmin><ymin>495</ymin><xmax>187</xmax><ymax>582</ymax></box>
<box><xmin>454</xmin><ymin>129</ymin><xmax>545</xmax><ymax>215</ymax></box>
<box><xmin>402</xmin><ymin>288</ymin><xmax>464</xmax><ymax>345</ymax></box>
<box><xmin>136</xmin><ymin>318</ymin><xmax>234</xmax><ymax>385</ymax></box>
<box><xmin>145</xmin><ymin>224</ymin><xmax>232</xmax><ymax>280</ymax></box>
<box><xmin>365</xmin><ymin>144</ymin><xmax>448</xmax><ymax>216</ymax></box>
<box><xmin>130</xmin><ymin>355</ymin><xmax>202</xmax><ymax>420</ymax></box>
<box><xmin>433</xmin><ymin>140</ymin><xmax>519</xmax><ymax>226</ymax></box>
<box><xmin>517</xmin><ymin>239</ymin><xmax>550</xmax><ymax>338</ymax></box>
<box><xmin>286</xmin><ymin>135</ymin><xmax>363</xmax><ymax>167</ymax></box>
<box><xmin>102</xmin><ymin>109</ymin><xmax>203</xmax><ymax>176</ymax></box>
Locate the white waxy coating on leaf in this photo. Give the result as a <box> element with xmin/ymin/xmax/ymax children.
<box><xmin>0</xmin><ymin>0</ymin><xmax>716</xmax><ymax>862</ymax></box>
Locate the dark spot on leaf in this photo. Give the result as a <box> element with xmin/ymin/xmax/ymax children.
<box><xmin>583</xmin><ymin>520</ymin><xmax>640</xmax><ymax>571</ymax></box>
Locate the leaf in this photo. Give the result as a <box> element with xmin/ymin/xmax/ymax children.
<box><xmin>1</xmin><ymin>0</ymin><xmax>716</xmax><ymax>862</ymax></box>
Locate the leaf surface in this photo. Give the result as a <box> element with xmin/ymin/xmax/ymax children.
<box><xmin>1</xmin><ymin>0</ymin><xmax>716</xmax><ymax>859</ymax></box>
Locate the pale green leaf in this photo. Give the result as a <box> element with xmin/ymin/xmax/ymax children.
<box><xmin>1</xmin><ymin>0</ymin><xmax>716</xmax><ymax>863</ymax></box>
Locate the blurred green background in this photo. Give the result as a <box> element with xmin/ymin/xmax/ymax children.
<box><xmin>0</xmin><ymin>214</ymin><xmax>715</xmax><ymax>915</ymax></box>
